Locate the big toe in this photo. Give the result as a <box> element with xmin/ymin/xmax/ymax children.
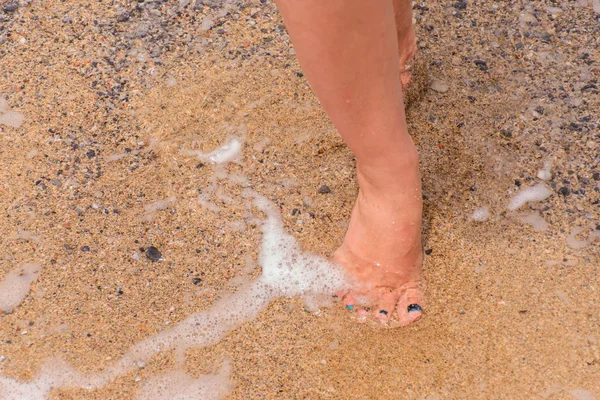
<box><xmin>396</xmin><ymin>285</ymin><xmax>424</xmax><ymax>326</ymax></box>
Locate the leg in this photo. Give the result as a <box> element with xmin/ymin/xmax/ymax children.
<box><xmin>393</xmin><ymin>0</ymin><xmax>418</xmax><ymax>88</ymax></box>
<box><xmin>276</xmin><ymin>0</ymin><xmax>423</xmax><ymax>326</ymax></box>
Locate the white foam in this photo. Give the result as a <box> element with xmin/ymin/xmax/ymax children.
<box><xmin>0</xmin><ymin>263</ymin><xmax>41</xmax><ymax>313</ymax></box>
<box><xmin>469</xmin><ymin>207</ymin><xmax>490</xmax><ymax>222</ymax></box>
<box><xmin>568</xmin><ymin>388</ymin><xmax>596</xmax><ymax>400</ymax></box>
<box><xmin>144</xmin><ymin>197</ymin><xmax>177</xmax><ymax>213</ymax></box>
<box><xmin>513</xmin><ymin>212</ymin><xmax>549</xmax><ymax>231</ymax></box>
<box><xmin>507</xmin><ymin>183</ymin><xmax>553</xmax><ymax>211</ymax></box>
<box><xmin>537</xmin><ymin>160</ymin><xmax>553</xmax><ymax>181</ymax></box>
<box><xmin>135</xmin><ymin>358</ymin><xmax>232</xmax><ymax>400</ymax></box>
<box><xmin>0</xmin><ymin>96</ymin><xmax>24</xmax><ymax>128</ymax></box>
<box><xmin>182</xmin><ymin>137</ymin><xmax>242</xmax><ymax>165</ymax></box>
<box><xmin>566</xmin><ymin>227</ymin><xmax>591</xmax><ymax>250</ymax></box>
<box><xmin>7</xmin><ymin>229</ymin><xmax>41</xmax><ymax>243</ymax></box>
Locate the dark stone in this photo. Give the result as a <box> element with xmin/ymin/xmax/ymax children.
<box><xmin>593</xmin><ymin>172</ymin><xmax>600</xmax><ymax>181</ymax></box>
<box><xmin>558</xmin><ymin>186</ymin><xmax>571</xmax><ymax>196</ymax></box>
<box><xmin>145</xmin><ymin>246</ymin><xmax>163</xmax><ymax>261</ymax></box>
<box><xmin>291</xmin><ymin>208</ymin><xmax>300</xmax><ymax>216</ymax></box>
<box><xmin>474</xmin><ymin>59</ymin><xmax>488</xmax><ymax>71</ymax></box>
<box><xmin>86</xmin><ymin>149</ymin><xmax>96</xmax><ymax>158</ymax></box>
<box><xmin>81</xmin><ymin>246</ymin><xmax>90</xmax><ymax>252</ymax></box>
<box><xmin>379</xmin><ymin>310</ymin><xmax>388</xmax><ymax>315</ymax></box>
<box><xmin>515</xmin><ymin>179</ymin><xmax>522</xmax><ymax>187</ymax></box>
<box><xmin>116</xmin><ymin>11</ymin><xmax>131</xmax><ymax>22</ymax></box>
<box><xmin>192</xmin><ymin>277</ymin><xmax>202</xmax><ymax>285</ymax></box>
<box><xmin>454</xmin><ymin>1</ymin><xmax>467</xmax><ymax>9</ymax></box>
<box><xmin>425</xmin><ymin>249</ymin><xmax>433</xmax><ymax>255</ymax></box>
<box><xmin>317</xmin><ymin>185</ymin><xmax>331</xmax><ymax>194</ymax></box>
<box><xmin>196</xmin><ymin>163</ymin><xmax>204</xmax><ymax>168</ymax></box>
<box><xmin>3</xmin><ymin>2</ymin><xmax>18</xmax><ymax>12</ymax></box>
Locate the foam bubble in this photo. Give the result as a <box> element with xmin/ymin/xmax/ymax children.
<box><xmin>507</xmin><ymin>183</ymin><xmax>553</xmax><ymax>211</ymax></box>
<box><xmin>537</xmin><ymin>160</ymin><xmax>553</xmax><ymax>181</ymax></box>
<box><xmin>0</xmin><ymin>263</ymin><xmax>42</xmax><ymax>313</ymax></box>
<box><xmin>0</xmin><ymin>111</ymin><xmax>25</xmax><ymax>128</ymax></box>
<box><xmin>469</xmin><ymin>207</ymin><xmax>490</xmax><ymax>222</ymax></box>
<box><xmin>512</xmin><ymin>212</ymin><xmax>549</xmax><ymax>231</ymax></box>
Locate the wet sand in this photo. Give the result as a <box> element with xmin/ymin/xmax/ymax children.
<box><xmin>1</xmin><ymin>0</ymin><xmax>599</xmax><ymax>398</ymax></box>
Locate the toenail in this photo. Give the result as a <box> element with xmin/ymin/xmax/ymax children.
<box><xmin>379</xmin><ymin>310</ymin><xmax>388</xmax><ymax>316</ymax></box>
<box><xmin>407</xmin><ymin>304</ymin><xmax>422</xmax><ymax>313</ymax></box>
<box><xmin>345</xmin><ymin>305</ymin><xmax>354</xmax><ymax>310</ymax></box>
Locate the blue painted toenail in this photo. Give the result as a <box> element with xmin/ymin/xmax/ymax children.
<box><xmin>345</xmin><ymin>305</ymin><xmax>354</xmax><ymax>310</ymax></box>
<box><xmin>407</xmin><ymin>304</ymin><xmax>422</xmax><ymax>313</ymax></box>
<box><xmin>379</xmin><ymin>310</ymin><xmax>388</xmax><ymax>315</ymax></box>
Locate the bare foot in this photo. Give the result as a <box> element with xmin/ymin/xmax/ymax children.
<box><xmin>333</xmin><ymin>154</ymin><xmax>424</xmax><ymax>327</ymax></box>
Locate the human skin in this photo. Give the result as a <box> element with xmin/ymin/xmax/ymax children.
<box><xmin>275</xmin><ymin>0</ymin><xmax>423</xmax><ymax>326</ymax></box>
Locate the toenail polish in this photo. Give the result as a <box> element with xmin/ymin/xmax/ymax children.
<box><xmin>379</xmin><ymin>310</ymin><xmax>388</xmax><ymax>316</ymax></box>
<box><xmin>407</xmin><ymin>304</ymin><xmax>422</xmax><ymax>313</ymax></box>
<box><xmin>345</xmin><ymin>304</ymin><xmax>354</xmax><ymax>310</ymax></box>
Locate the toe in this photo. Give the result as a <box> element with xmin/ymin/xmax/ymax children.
<box><xmin>396</xmin><ymin>284</ymin><xmax>424</xmax><ymax>326</ymax></box>
<box><xmin>376</xmin><ymin>291</ymin><xmax>399</xmax><ymax>323</ymax></box>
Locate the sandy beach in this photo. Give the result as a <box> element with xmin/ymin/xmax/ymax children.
<box><xmin>1</xmin><ymin>0</ymin><xmax>599</xmax><ymax>398</ymax></box>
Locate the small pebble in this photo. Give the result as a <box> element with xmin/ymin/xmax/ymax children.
<box><xmin>430</xmin><ymin>78</ymin><xmax>449</xmax><ymax>93</ymax></box>
<box><xmin>145</xmin><ymin>246</ymin><xmax>163</xmax><ymax>261</ymax></box>
<box><xmin>86</xmin><ymin>150</ymin><xmax>96</xmax><ymax>158</ymax></box>
<box><xmin>3</xmin><ymin>2</ymin><xmax>18</xmax><ymax>12</ymax></box>
<box><xmin>317</xmin><ymin>185</ymin><xmax>331</xmax><ymax>194</ymax></box>
<box><xmin>474</xmin><ymin>59</ymin><xmax>488</xmax><ymax>71</ymax></box>
<box><xmin>80</xmin><ymin>246</ymin><xmax>90</xmax><ymax>252</ymax></box>
<box><xmin>425</xmin><ymin>249</ymin><xmax>433</xmax><ymax>255</ymax></box>
<box><xmin>454</xmin><ymin>1</ymin><xmax>467</xmax><ymax>9</ymax></box>
<box><xmin>558</xmin><ymin>186</ymin><xmax>571</xmax><ymax>196</ymax></box>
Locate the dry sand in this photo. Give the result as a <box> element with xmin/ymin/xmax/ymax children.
<box><xmin>1</xmin><ymin>0</ymin><xmax>599</xmax><ymax>398</ymax></box>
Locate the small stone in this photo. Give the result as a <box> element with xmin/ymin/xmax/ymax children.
<box><xmin>145</xmin><ymin>246</ymin><xmax>163</xmax><ymax>261</ymax></box>
<box><xmin>116</xmin><ymin>11</ymin><xmax>130</xmax><ymax>22</ymax></box>
<box><xmin>80</xmin><ymin>246</ymin><xmax>90</xmax><ymax>252</ymax></box>
<box><xmin>425</xmin><ymin>249</ymin><xmax>433</xmax><ymax>255</ymax></box>
<box><xmin>3</xmin><ymin>2</ymin><xmax>18</xmax><ymax>12</ymax></box>
<box><xmin>474</xmin><ymin>59</ymin><xmax>488</xmax><ymax>71</ymax></box>
<box><xmin>593</xmin><ymin>172</ymin><xmax>600</xmax><ymax>181</ymax></box>
<box><xmin>86</xmin><ymin>149</ymin><xmax>96</xmax><ymax>158</ymax></box>
<box><xmin>191</xmin><ymin>277</ymin><xmax>202</xmax><ymax>285</ymax></box>
<box><xmin>317</xmin><ymin>185</ymin><xmax>331</xmax><ymax>194</ymax></box>
<box><xmin>430</xmin><ymin>79</ymin><xmax>449</xmax><ymax>93</ymax></box>
<box><xmin>454</xmin><ymin>1</ymin><xmax>467</xmax><ymax>9</ymax></box>
<box><xmin>558</xmin><ymin>186</ymin><xmax>571</xmax><ymax>196</ymax></box>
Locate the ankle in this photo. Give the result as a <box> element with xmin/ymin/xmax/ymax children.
<box><xmin>355</xmin><ymin>144</ymin><xmax>420</xmax><ymax>191</ymax></box>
